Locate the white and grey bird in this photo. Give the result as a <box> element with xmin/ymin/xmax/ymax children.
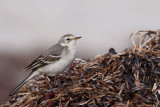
<box><xmin>9</xmin><ymin>34</ymin><xmax>81</xmax><ymax>96</ymax></box>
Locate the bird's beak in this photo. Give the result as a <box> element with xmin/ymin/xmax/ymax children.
<box><xmin>73</xmin><ymin>37</ymin><xmax>82</xmax><ymax>40</ymax></box>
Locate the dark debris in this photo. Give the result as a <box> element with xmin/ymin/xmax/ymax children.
<box><xmin>2</xmin><ymin>30</ymin><xmax>160</xmax><ymax>107</ymax></box>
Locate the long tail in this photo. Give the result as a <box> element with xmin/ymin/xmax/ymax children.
<box><xmin>9</xmin><ymin>72</ymin><xmax>37</xmax><ymax>96</ymax></box>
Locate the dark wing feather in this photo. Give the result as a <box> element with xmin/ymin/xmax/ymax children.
<box><xmin>26</xmin><ymin>44</ymin><xmax>63</xmax><ymax>71</ymax></box>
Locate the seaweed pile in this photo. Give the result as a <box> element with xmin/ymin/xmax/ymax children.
<box><xmin>2</xmin><ymin>30</ymin><xmax>160</xmax><ymax>107</ymax></box>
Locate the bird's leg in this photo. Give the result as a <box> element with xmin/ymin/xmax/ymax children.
<box><xmin>44</xmin><ymin>74</ymin><xmax>52</xmax><ymax>88</ymax></box>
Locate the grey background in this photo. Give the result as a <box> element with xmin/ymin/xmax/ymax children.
<box><xmin>0</xmin><ymin>0</ymin><xmax>160</xmax><ymax>105</ymax></box>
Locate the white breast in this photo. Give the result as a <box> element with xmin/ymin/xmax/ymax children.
<box><xmin>38</xmin><ymin>45</ymin><xmax>76</xmax><ymax>76</ymax></box>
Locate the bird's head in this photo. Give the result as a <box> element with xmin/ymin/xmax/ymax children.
<box><xmin>59</xmin><ymin>34</ymin><xmax>81</xmax><ymax>47</ymax></box>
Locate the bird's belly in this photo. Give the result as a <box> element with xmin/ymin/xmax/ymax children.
<box><xmin>39</xmin><ymin>55</ymin><xmax>75</xmax><ymax>76</ymax></box>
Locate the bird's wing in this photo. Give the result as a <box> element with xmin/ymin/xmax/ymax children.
<box><xmin>26</xmin><ymin>44</ymin><xmax>63</xmax><ymax>71</ymax></box>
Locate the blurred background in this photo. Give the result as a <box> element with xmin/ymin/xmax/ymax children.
<box><xmin>0</xmin><ymin>0</ymin><xmax>160</xmax><ymax>105</ymax></box>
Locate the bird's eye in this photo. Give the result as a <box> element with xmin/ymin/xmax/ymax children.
<box><xmin>66</xmin><ymin>38</ymin><xmax>71</xmax><ymax>41</ymax></box>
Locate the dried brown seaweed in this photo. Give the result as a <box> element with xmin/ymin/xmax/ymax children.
<box><xmin>1</xmin><ymin>30</ymin><xmax>160</xmax><ymax>107</ymax></box>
